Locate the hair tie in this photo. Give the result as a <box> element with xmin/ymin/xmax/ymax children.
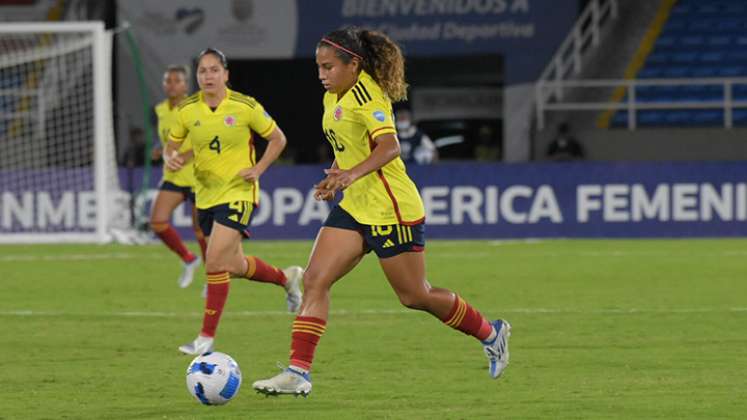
<box><xmin>321</xmin><ymin>38</ymin><xmax>363</xmax><ymax>60</ymax></box>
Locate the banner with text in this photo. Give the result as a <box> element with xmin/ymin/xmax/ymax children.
<box><xmin>3</xmin><ymin>162</ymin><xmax>747</xmax><ymax>239</ymax></box>
<box><xmin>295</xmin><ymin>0</ymin><xmax>578</xmax><ymax>82</ymax></box>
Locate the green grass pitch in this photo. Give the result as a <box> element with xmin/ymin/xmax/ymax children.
<box><xmin>1</xmin><ymin>239</ymin><xmax>746</xmax><ymax>419</ymax></box>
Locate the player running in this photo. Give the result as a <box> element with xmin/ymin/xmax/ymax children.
<box><xmin>252</xmin><ymin>28</ymin><xmax>511</xmax><ymax>397</ymax></box>
<box><xmin>164</xmin><ymin>48</ymin><xmax>303</xmax><ymax>355</ymax></box>
<box><xmin>149</xmin><ymin>65</ymin><xmax>206</xmax><ymax>289</ymax></box>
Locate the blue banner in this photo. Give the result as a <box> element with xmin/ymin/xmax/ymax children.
<box><xmin>4</xmin><ymin>162</ymin><xmax>747</xmax><ymax>239</ymax></box>
<box><xmin>295</xmin><ymin>0</ymin><xmax>578</xmax><ymax>83</ymax></box>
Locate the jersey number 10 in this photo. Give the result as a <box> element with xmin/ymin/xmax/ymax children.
<box><xmin>324</xmin><ymin>129</ymin><xmax>345</xmax><ymax>152</ymax></box>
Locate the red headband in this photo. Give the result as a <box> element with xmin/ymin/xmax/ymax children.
<box><xmin>321</xmin><ymin>38</ymin><xmax>363</xmax><ymax>60</ymax></box>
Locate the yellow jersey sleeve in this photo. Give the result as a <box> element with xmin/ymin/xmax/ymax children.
<box><xmin>168</xmin><ymin>107</ymin><xmax>189</xmax><ymax>143</ymax></box>
<box><xmin>353</xmin><ymin>98</ymin><xmax>396</xmax><ymax>140</ymax></box>
<box><xmin>244</xmin><ymin>98</ymin><xmax>277</xmax><ymax>138</ymax></box>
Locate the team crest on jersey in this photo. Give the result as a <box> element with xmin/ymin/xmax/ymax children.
<box><xmin>224</xmin><ymin>115</ymin><xmax>236</xmax><ymax>127</ymax></box>
<box><xmin>333</xmin><ymin>105</ymin><xmax>343</xmax><ymax>121</ymax></box>
<box><xmin>373</xmin><ymin>110</ymin><xmax>386</xmax><ymax>122</ymax></box>
<box><xmin>194</xmin><ymin>120</ymin><xmax>201</xmax><ymax>127</ymax></box>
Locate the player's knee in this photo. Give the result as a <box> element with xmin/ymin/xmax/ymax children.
<box><xmin>301</xmin><ymin>270</ymin><xmax>329</xmax><ymax>297</ymax></box>
<box><xmin>193</xmin><ymin>227</ymin><xmax>205</xmax><ymax>239</ymax></box>
<box><xmin>149</xmin><ymin>220</ymin><xmax>169</xmax><ymax>233</ymax></box>
<box><xmin>204</xmin><ymin>257</ymin><xmax>231</xmax><ymax>274</ymax></box>
<box><xmin>397</xmin><ymin>292</ymin><xmax>428</xmax><ymax>311</ymax></box>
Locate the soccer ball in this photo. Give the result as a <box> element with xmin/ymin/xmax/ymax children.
<box><xmin>186</xmin><ymin>351</ymin><xmax>242</xmax><ymax>405</ymax></box>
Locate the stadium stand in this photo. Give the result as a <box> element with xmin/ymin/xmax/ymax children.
<box><xmin>612</xmin><ymin>0</ymin><xmax>747</xmax><ymax>127</ymax></box>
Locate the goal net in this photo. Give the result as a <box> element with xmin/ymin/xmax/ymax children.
<box><xmin>0</xmin><ymin>22</ymin><xmax>127</xmax><ymax>243</ymax></box>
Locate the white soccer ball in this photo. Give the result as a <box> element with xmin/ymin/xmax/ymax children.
<box><xmin>186</xmin><ymin>351</ymin><xmax>242</xmax><ymax>405</ymax></box>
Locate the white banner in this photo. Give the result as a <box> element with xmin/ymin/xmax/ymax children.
<box><xmin>115</xmin><ymin>0</ymin><xmax>297</xmax><ymax>163</ymax></box>
<box><xmin>117</xmin><ymin>0</ymin><xmax>297</xmax><ymax>60</ymax></box>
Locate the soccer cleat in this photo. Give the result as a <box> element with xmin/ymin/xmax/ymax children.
<box><xmin>178</xmin><ymin>256</ymin><xmax>202</xmax><ymax>288</ymax></box>
<box><xmin>252</xmin><ymin>366</ymin><xmax>312</xmax><ymax>397</ymax></box>
<box><xmin>483</xmin><ymin>319</ymin><xmax>511</xmax><ymax>379</ymax></box>
<box><xmin>178</xmin><ymin>334</ymin><xmax>214</xmax><ymax>355</ymax></box>
<box><xmin>282</xmin><ymin>266</ymin><xmax>304</xmax><ymax>313</ymax></box>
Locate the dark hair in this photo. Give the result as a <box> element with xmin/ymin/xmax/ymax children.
<box><xmin>318</xmin><ymin>27</ymin><xmax>408</xmax><ymax>102</ymax></box>
<box><xmin>197</xmin><ymin>47</ymin><xmax>228</xmax><ymax>69</ymax></box>
<box><xmin>165</xmin><ymin>64</ymin><xmax>190</xmax><ymax>80</ymax></box>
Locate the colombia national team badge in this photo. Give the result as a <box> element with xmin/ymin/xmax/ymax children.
<box><xmin>333</xmin><ymin>105</ymin><xmax>343</xmax><ymax>121</ymax></box>
<box><xmin>224</xmin><ymin>115</ymin><xmax>236</xmax><ymax>127</ymax></box>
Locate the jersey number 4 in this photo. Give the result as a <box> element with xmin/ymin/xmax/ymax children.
<box><xmin>209</xmin><ymin>136</ymin><xmax>221</xmax><ymax>154</ymax></box>
<box><xmin>324</xmin><ymin>129</ymin><xmax>345</xmax><ymax>152</ymax></box>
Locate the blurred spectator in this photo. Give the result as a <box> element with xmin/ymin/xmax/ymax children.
<box><xmin>546</xmin><ymin>122</ymin><xmax>584</xmax><ymax>161</ymax></box>
<box><xmin>474</xmin><ymin>124</ymin><xmax>500</xmax><ymax>161</ymax></box>
<box><xmin>395</xmin><ymin>109</ymin><xmax>438</xmax><ymax>164</ymax></box>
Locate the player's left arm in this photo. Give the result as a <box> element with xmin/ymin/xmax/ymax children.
<box><xmin>238</xmin><ymin>126</ymin><xmax>287</xmax><ymax>182</ymax></box>
<box><xmin>238</xmin><ymin>101</ymin><xmax>287</xmax><ymax>182</ymax></box>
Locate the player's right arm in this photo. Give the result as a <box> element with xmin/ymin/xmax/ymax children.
<box><xmin>314</xmin><ymin>159</ymin><xmax>339</xmax><ymax>201</ymax></box>
<box><xmin>164</xmin><ymin>140</ymin><xmax>185</xmax><ymax>171</ymax></box>
<box><xmin>164</xmin><ymin>107</ymin><xmax>189</xmax><ymax>172</ymax></box>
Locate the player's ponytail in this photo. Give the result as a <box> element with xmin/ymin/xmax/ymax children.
<box><xmin>319</xmin><ymin>27</ymin><xmax>408</xmax><ymax>102</ymax></box>
<box><xmin>358</xmin><ymin>29</ymin><xmax>407</xmax><ymax>102</ymax></box>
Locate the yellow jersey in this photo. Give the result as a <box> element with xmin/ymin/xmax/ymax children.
<box><xmin>169</xmin><ymin>89</ymin><xmax>277</xmax><ymax>209</ymax></box>
<box><xmin>322</xmin><ymin>71</ymin><xmax>425</xmax><ymax>225</ymax></box>
<box><xmin>155</xmin><ymin>99</ymin><xmax>196</xmax><ymax>187</ymax></box>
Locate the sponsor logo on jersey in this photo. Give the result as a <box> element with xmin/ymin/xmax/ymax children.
<box><xmin>334</xmin><ymin>105</ymin><xmax>343</xmax><ymax>121</ymax></box>
<box><xmin>224</xmin><ymin>115</ymin><xmax>236</xmax><ymax>127</ymax></box>
<box><xmin>373</xmin><ymin>110</ymin><xmax>386</xmax><ymax>122</ymax></box>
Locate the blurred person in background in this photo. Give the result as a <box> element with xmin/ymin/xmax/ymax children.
<box><xmin>395</xmin><ymin>108</ymin><xmax>437</xmax><ymax>164</ymax></box>
<box><xmin>149</xmin><ymin>65</ymin><xmax>207</xmax><ymax>290</ymax></box>
<box><xmin>546</xmin><ymin>122</ymin><xmax>584</xmax><ymax>161</ymax></box>
<box><xmin>474</xmin><ymin>124</ymin><xmax>500</xmax><ymax>161</ymax></box>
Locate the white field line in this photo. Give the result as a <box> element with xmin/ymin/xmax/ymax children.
<box><xmin>1</xmin><ymin>307</ymin><xmax>746</xmax><ymax>318</ymax></box>
<box><xmin>4</xmin><ymin>250</ymin><xmax>747</xmax><ymax>263</ymax></box>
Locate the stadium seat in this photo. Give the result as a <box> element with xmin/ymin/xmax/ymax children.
<box><xmin>613</xmin><ymin>2</ymin><xmax>747</xmax><ymax>126</ymax></box>
<box><xmin>733</xmin><ymin>84</ymin><xmax>747</xmax><ymax>100</ymax></box>
<box><xmin>733</xmin><ymin>109</ymin><xmax>747</xmax><ymax>124</ymax></box>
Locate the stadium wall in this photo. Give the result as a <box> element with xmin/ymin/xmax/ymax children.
<box><xmin>534</xmin><ymin>128</ymin><xmax>747</xmax><ymax>161</ymax></box>
<box><xmin>3</xmin><ymin>162</ymin><xmax>747</xmax><ymax>240</ymax></box>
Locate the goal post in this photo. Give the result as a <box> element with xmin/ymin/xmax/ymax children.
<box><xmin>0</xmin><ymin>21</ymin><xmax>125</xmax><ymax>243</ymax></box>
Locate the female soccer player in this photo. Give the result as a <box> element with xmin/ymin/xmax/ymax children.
<box><xmin>252</xmin><ymin>28</ymin><xmax>511</xmax><ymax>396</ymax></box>
<box><xmin>164</xmin><ymin>48</ymin><xmax>303</xmax><ymax>355</ymax></box>
<box><xmin>149</xmin><ymin>65</ymin><xmax>205</xmax><ymax>289</ymax></box>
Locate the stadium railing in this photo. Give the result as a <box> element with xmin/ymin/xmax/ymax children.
<box><xmin>537</xmin><ymin>0</ymin><xmax>619</xmax><ymax>104</ymax></box>
<box><xmin>535</xmin><ymin>77</ymin><xmax>747</xmax><ymax>130</ymax></box>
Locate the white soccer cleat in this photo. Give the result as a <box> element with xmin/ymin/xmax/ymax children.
<box><xmin>178</xmin><ymin>256</ymin><xmax>202</xmax><ymax>288</ymax></box>
<box><xmin>178</xmin><ymin>334</ymin><xmax>214</xmax><ymax>355</ymax></box>
<box><xmin>252</xmin><ymin>367</ymin><xmax>312</xmax><ymax>397</ymax></box>
<box><xmin>282</xmin><ymin>266</ymin><xmax>304</xmax><ymax>313</ymax></box>
<box><xmin>483</xmin><ymin>319</ymin><xmax>511</xmax><ymax>379</ymax></box>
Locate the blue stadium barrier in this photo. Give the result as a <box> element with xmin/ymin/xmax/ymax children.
<box><xmin>4</xmin><ymin>163</ymin><xmax>747</xmax><ymax>240</ymax></box>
